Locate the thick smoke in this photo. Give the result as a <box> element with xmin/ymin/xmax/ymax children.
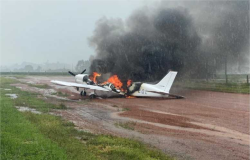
<box><xmin>89</xmin><ymin>1</ymin><xmax>249</xmax><ymax>83</ymax></box>
<box><xmin>191</xmin><ymin>1</ymin><xmax>250</xmax><ymax>74</ymax></box>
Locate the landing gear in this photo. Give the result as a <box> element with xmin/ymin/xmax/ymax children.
<box><xmin>80</xmin><ymin>90</ymin><xmax>87</xmax><ymax>96</ymax></box>
<box><xmin>89</xmin><ymin>94</ymin><xmax>96</xmax><ymax>99</ymax></box>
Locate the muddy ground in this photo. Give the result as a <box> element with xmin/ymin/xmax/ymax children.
<box><xmin>10</xmin><ymin>76</ymin><xmax>250</xmax><ymax>160</ymax></box>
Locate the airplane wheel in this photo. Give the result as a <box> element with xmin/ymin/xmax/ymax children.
<box><xmin>83</xmin><ymin>91</ymin><xmax>86</xmax><ymax>96</ymax></box>
<box><xmin>89</xmin><ymin>94</ymin><xmax>96</xmax><ymax>99</ymax></box>
<box><xmin>80</xmin><ymin>91</ymin><xmax>84</xmax><ymax>96</ymax></box>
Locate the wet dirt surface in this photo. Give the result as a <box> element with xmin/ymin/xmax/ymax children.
<box><xmin>11</xmin><ymin>76</ymin><xmax>250</xmax><ymax>160</ymax></box>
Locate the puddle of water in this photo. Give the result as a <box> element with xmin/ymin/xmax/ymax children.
<box><xmin>15</xmin><ymin>106</ymin><xmax>41</xmax><ymax>114</ymax></box>
<box><xmin>5</xmin><ymin>94</ymin><xmax>18</xmax><ymax>99</ymax></box>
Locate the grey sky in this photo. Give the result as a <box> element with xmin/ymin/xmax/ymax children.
<box><xmin>1</xmin><ymin>0</ymin><xmax>151</xmax><ymax>66</ymax></box>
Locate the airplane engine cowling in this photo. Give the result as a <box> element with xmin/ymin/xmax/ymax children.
<box><xmin>75</xmin><ymin>74</ymin><xmax>88</xmax><ymax>83</ymax></box>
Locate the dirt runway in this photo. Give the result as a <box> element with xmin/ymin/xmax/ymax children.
<box><xmin>13</xmin><ymin>76</ymin><xmax>250</xmax><ymax>160</ymax></box>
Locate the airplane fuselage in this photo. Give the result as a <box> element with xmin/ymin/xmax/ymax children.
<box><xmin>130</xmin><ymin>83</ymin><xmax>169</xmax><ymax>98</ymax></box>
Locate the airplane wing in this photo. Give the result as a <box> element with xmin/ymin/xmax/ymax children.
<box><xmin>147</xmin><ymin>91</ymin><xmax>185</xmax><ymax>99</ymax></box>
<box><xmin>51</xmin><ymin>80</ymin><xmax>110</xmax><ymax>91</ymax></box>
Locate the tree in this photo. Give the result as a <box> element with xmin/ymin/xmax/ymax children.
<box><xmin>36</xmin><ymin>66</ymin><xmax>42</xmax><ymax>72</ymax></box>
<box><xmin>24</xmin><ymin>65</ymin><xmax>33</xmax><ymax>72</ymax></box>
<box><xmin>214</xmin><ymin>5</ymin><xmax>249</xmax><ymax>83</ymax></box>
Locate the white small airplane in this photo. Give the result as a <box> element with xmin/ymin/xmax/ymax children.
<box><xmin>51</xmin><ymin>70</ymin><xmax>184</xmax><ymax>99</ymax></box>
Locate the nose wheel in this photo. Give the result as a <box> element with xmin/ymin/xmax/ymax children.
<box><xmin>80</xmin><ymin>91</ymin><xmax>87</xmax><ymax>96</ymax></box>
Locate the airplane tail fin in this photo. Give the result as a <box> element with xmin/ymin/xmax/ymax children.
<box><xmin>155</xmin><ymin>71</ymin><xmax>177</xmax><ymax>93</ymax></box>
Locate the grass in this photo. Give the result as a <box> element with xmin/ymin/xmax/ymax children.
<box><xmin>1</xmin><ymin>72</ymin><xmax>72</xmax><ymax>76</ymax></box>
<box><xmin>51</xmin><ymin>91</ymin><xmax>69</xmax><ymax>97</ymax></box>
<box><xmin>28</xmin><ymin>83</ymin><xmax>51</xmax><ymax>89</ymax></box>
<box><xmin>6</xmin><ymin>75</ymin><xmax>27</xmax><ymax>79</ymax></box>
<box><xmin>122</xmin><ymin>108</ymin><xmax>130</xmax><ymax>111</ymax></box>
<box><xmin>174</xmin><ymin>80</ymin><xmax>250</xmax><ymax>94</ymax></box>
<box><xmin>115</xmin><ymin>122</ymin><xmax>136</xmax><ymax>130</ymax></box>
<box><xmin>0</xmin><ymin>78</ymin><xmax>65</xmax><ymax>113</ymax></box>
<box><xmin>23</xmin><ymin>113</ymin><xmax>172</xmax><ymax>160</ymax></box>
<box><xmin>13</xmin><ymin>89</ymin><xmax>62</xmax><ymax>112</ymax></box>
<box><xmin>1</xmin><ymin>93</ymin><xmax>68</xmax><ymax>160</ymax></box>
<box><xmin>59</xmin><ymin>103</ymin><xmax>67</xmax><ymax>109</ymax></box>
<box><xmin>215</xmin><ymin>74</ymin><xmax>249</xmax><ymax>81</ymax></box>
<box><xmin>0</xmin><ymin>77</ymin><xmax>174</xmax><ymax>160</ymax></box>
<box><xmin>22</xmin><ymin>113</ymin><xmax>98</xmax><ymax>160</ymax></box>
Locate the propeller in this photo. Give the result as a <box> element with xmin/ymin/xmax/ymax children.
<box><xmin>68</xmin><ymin>69</ymin><xmax>86</xmax><ymax>77</ymax></box>
<box><xmin>68</xmin><ymin>71</ymin><xmax>76</xmax><ymax>76</ymax></box>
<box><xmin>81</xmin><ymin>69</ymin><xmax>86</xmax><ymax>74</ymax></box>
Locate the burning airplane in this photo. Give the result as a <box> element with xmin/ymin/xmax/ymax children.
<box><xmin>51</xmin><ymin>69</ymin><xmax>184</xmax><ymax>99</ymax></box>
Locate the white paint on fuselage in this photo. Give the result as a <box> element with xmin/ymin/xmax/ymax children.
<box><xmin>131</xmin><ymin>83</ymin><xmax>169</xmax><ymax>98</ymax></box>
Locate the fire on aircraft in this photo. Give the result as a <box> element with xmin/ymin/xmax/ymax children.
<box><xmin>51</xmin><ymin>69</ymin><xmax>184</xmax><ymax>99</ymax></box>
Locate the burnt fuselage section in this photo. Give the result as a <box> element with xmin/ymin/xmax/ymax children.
<box><xmin>127</xmin><ymin>82</ymin><xmax>142</xmax><ymax>95</ymax></box>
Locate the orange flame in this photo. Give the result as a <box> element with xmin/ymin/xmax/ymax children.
<box><xmin>126</xmin><ymin>95</ymin><xmax>136</xmax><ymax>98</ymax></box>
<box><xmin>90</xmin><ymin>72</ymin><xmax>101</xmax><ymax>83</ymax></box>
<box><xmin>127</xmin><ymin>79</ymin><xmax>132</xmax><ymax>87</ymax></box>
<box><xmin>102</xmin><ymin>75</ymin><xmax>123</xmax><ymax>89</ymax></box>
<box><xmin>90</xmin><ymin>72</ymin><xmax>133</xmax><ymax>93</ymax></box>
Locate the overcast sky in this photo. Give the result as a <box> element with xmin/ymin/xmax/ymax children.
<box><xmin>1</xmin><ymin>0</ymin><xmax>153</xmax><ymax>66</ymax></box>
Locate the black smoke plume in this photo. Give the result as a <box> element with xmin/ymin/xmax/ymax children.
<box><xmin>89</xmin><ymin>1</ymin><xmax>249</xmax><ymax>83</ymax></box>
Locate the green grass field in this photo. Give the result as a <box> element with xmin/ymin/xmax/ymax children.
<box><xmin>51</xmin><ymin>91</ymin><xmax>69</xmax><ymax>97</ymax></box>
<box><xmin>115</xmin><ymin>122</ymin><xmax>136</xmax><ymax>130</ymax></box>
<box><xmin>28</xmin><ymin>83</ymin><xmax>51</xmax><ymax>89</ymax></box>
<box><xmin>174</xmin><ymin>80</ymin><xmax>250</xmax><ymax>94</ymax></box>
<box><xmin>1</xmin><ymin>72</ymin><xmax>72</xmax><ymax>76</ymax></box>
<box><xmin>0</xmin><ymin>77</ymin><xmax>174</xmax><ymax>160</ymax></box>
